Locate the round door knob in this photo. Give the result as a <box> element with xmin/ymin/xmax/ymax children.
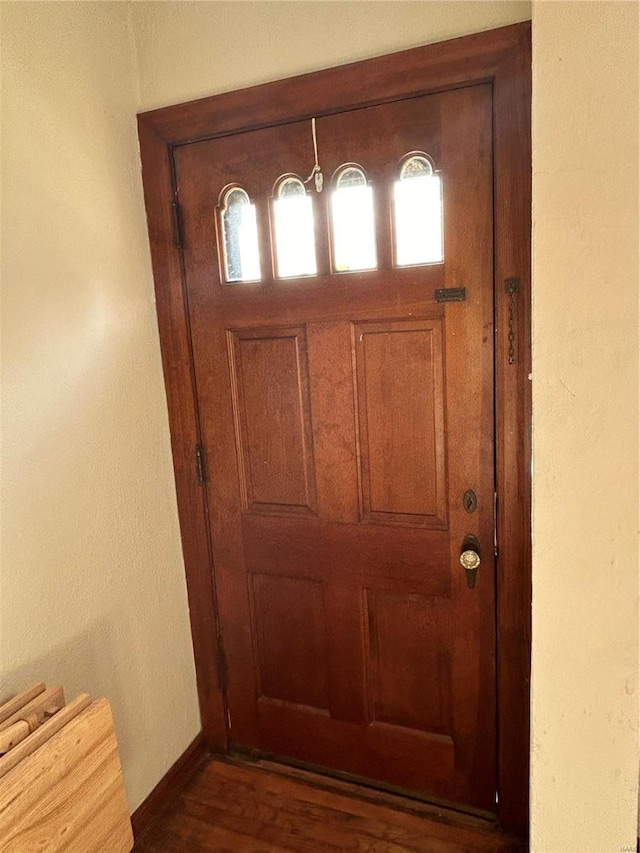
<box><xmin>460</xmin><ymin>549</ymin><xmax>481</xmax><ymax>571</ymax></box>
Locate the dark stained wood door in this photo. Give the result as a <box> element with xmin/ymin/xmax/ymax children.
<box><xmin>174</xmin><ymin>83</ymin><xmax>496</xmax><ymax>813</ymax></box>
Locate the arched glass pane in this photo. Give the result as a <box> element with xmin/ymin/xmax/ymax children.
<box><xmin>400</xmin><ymin>155</ymin><xmax>433</xmax><ymax>180</ymax></box>
<box><xmin>331</xmin><ymin>166</ymin><xmax>377</xmax><ymax>272</ymax></box>
<box><xmin>221</xmin><ymin>187</ymin><xmax>261</xmax><ymax>282</ymax></box>
<box><xmin>277</xmin><ymin>176</ymin><xmax>307</xmax><ymax>199</ymax></box>
<box><xmin>336</xmin><ymin>167</ymin><xmax>367</xmax><ymax>189</ymax></box>
<box><xmin>273</xmin><ymin>177</ymin><xmax>317</xmax><ymax>278</ymax></box>
<box><xmin>394</xmin><ymin>155</ymin><xmax>443</xmax><ymax>267</ymax></box>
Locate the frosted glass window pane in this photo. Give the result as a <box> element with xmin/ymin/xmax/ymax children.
<box><xmin>273</xmin><ymin>179</ymin><xmax>317</xmax><ymax>278</ymax></box>
<box><xmin>278</xmin><ymin>176</ymin><xmax>306</xmax><ymax>199</ymax></box>
<box><xmin>400</xmin><ymin>155</ymin><xmax>433</xmax><ymax>180</ymax></box>
<box><xmin>331</xmin><ymin>180</ymin><xmax>377</xmax><ymax>272</ymax></box>
<box><xmin>394</xmin><ymin>174</ymin><xmax>443</xmax><ymax>266</ymax></box>
<box><xmin>221</xmin><ymin>188</ymin><xmax>261</xmax><ymax>282</ymax></box>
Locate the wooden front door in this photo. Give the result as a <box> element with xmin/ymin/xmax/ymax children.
<box><xmin>174</xmin><ymin>82</ymin><xmax>496</xmax><ymax>812</ymax></box>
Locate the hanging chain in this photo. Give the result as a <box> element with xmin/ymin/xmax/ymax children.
<box><xmin>304</xmin><ymin>118</ymin><xmax>323</xmax><ymax>192</ymax></box>
<box><xmin>505</xmin><ymin>278</ymin><xmax>520</xmax><ymax>365</ymax></box>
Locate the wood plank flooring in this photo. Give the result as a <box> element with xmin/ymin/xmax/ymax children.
<box><xmin>133</xmin><ymin>758</ymin><xmax>526</xmax><ymax>853</ymax></box>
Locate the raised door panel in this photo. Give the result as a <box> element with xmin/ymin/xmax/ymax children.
<box><xmin>251</xmin><ymin>574</ymin><xmax>329</xmax><ymax>712</ymax></box>
<box><xmin>353</xmin><ymin>319</ymin><xmax>447</xmax><ymax>526</ymax></box>
<box><xmin>365</xmin><ymin>587</ymin><xmax>452</xmax><ymax>736</ymax></box>
<box><xmin>228</xmin><ymin>326</ymin><xmax>317</xmax><ymax>516</ymax></box>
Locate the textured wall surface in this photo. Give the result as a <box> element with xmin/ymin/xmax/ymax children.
<box><xmin>531</xmin><ymin>2</ymin><xmax>639</xmax><ymax>850</ymax></box>
<box><xmin>0</xmin><ymin>2</ymin><xmax>201</xmax><ymax>811</ymax></box>
<box><xmin>130</xmin><ymin>0</ymin><xmax>532</xmax><ymax>111</ymax></box>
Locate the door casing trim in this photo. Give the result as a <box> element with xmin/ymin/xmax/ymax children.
<box><xmin>137</xmin><ymin>22</ymin><xmax>531</xmax><ymax>836</ymax></box>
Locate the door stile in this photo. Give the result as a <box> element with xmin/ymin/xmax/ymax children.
<box><xmin>492</xmin><ymin>28</ymin><xmax>532</xmax><ymax>834</ymax></box>
<box><xmin>137</xmin><ymin>22</ymin><xmax>531</xmax><ymax>836</ymax></box>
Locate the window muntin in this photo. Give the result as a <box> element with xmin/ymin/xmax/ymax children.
<box><xmin>220</xmin><ymin>186</ymin><xmax>261</xmax><ymax>283</ymax></box>
<box><xmin>393</xmin><ymin>153</ymin><xmax>444</xmax><ymax>267</ymax></box>
<box><xmin>330</xmin><ymin>165</ymin><xmax>377</xmax><ymax>272</ymax></box>
<box><xmin>217</xmin><ymin>154</ymin><xmax>443</xmax><ymax>283</ymax></box>
<box><xmin>272</xmin><ymin>176</ymin><xmax>317</xmax><ymax>278</ymax></box>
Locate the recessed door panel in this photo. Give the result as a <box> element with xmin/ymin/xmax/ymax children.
<box><xmin>251</xmin><ymin>573</ymin><xmax>329</xmax><ymax>711</ymax></box>
<box><xmin>353</xmin><ymin>319</ymin><xmax>447</xmax><ymax>526</ymax></box>
<box><xmin>365</xmin><ymin>587</ymin><xmax>452</xmax><ymax>735</ymax></box>
<box><xmin>228</xmin><ymin>326</ymin><xmax>316</xmax><ymax>516</ymax></box>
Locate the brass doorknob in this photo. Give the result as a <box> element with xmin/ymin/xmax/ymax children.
<box><xmin>460</xmin><ymin>549</ymin><xmax>480</xmax><ymax>571</ymax></box>
<box><xmin>460</xmin><ymin>536</ymin><xmax>481</xmax><ymax>588</ymax></box>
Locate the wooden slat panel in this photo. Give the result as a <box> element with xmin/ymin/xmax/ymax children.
<box><xmin>0</xmin><ymin>686</ymin><xmax>65</xmax><ymax>733</ymax></box>
<box><xmin>0</xmin><ymin>698</ymin><xmax>133</xmax><ymax>853</ymax></box>
<box><xmin>0</xmin><ymin>694</ymin><xmax>92</xmax><ymax>780</ymax></box>
<box><xmin>0</xmin><ymin>684</ymin><xmax>46</xmax><ymax>725</ymax></box>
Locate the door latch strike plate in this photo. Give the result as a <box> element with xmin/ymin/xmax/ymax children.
<box><xmin>435</xmin><ymin>287</ymin><xmax>466</xmax><ymax>303</ymax></box>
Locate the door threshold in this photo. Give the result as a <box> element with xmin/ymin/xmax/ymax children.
<box><xmin>216</xmin><ymin>749</ymin><xmax>520</xmax><ymax>843</ymax></box>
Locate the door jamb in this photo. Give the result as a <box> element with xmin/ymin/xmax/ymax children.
<box><xmin>137</xmin><ymin>21</ymin><xmax>531</xmax><ymax>836</ymax></box>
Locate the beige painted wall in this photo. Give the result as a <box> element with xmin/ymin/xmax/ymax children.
<box><xmin>131</xmin><ymin>0</ymin><xmax>532</xmax><ymax>111</ymax></box>
<box><xmin>530</xmin><ymin>2</ymin><xmax>639</xmax><ymax>850</ymax></box>
<box><xmin>0</xmin><ymin>2</ymin><xmax>201</xmax><ymax>811</ymax></box>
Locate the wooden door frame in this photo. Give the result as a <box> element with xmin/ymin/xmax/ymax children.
<box><xmin>137</xmin><ymin>22</ymin><xmax>531</xmax><ymax>836</ymax></box>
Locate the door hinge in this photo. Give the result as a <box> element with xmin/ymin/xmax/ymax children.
<box><xmin>195</xmin><ymin>444</ymin><xmax>206</xmax><ymax>486</ymax></box>
<box><xmin>216</xmin><ymin>643</ymin><xmax>228</xmax><ymax>691</ymax></box>
<box><xmin>171</xmin><ymin>197</ymin><xmax>182</xmax><ymax>249</ymax></box>
<box><xmin>494</xmin><ymin>491</ymin><xmax>499</xmax><ymax>557</ymax></box>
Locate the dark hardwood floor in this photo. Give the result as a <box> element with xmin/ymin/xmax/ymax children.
<box><xmin>133</xmin><ymin>757</ymin><xmax>526</xmax><ymax>852</ymax></box>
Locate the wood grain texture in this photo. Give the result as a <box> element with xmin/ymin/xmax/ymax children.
<box><xmin>0</xmin><ymin>684</ymin><xmax>46</xmax><ymax>725</ymax></box>
<box><xmin>0</xmin><ymin>698</ymin><xmax>133</xmax><ymax>853</ymax></box>
<box><xmin>137</xmin><ymin>20</ymin><xmax>531</xmax><ymax>835</ymax></box>
<box><xmin>0</xmin><ymin>694</ymin><xmax>92</xmax><ymax>781</ymax></box>
<box><xmin>133</xmin><ymin>757</ymin><xmax>525</xmax><ymax>853</ymax></box>
<box><xmin>0</xmin><ymin>722</ymin><xmax>30</xmax><ymax>756</ymax></box>
<box><xmin>0</xmin><ymin>686</ymin><xmax>65</xmax><ymax>733</ymax></box>
<box><xmin>492</xmin><ymin>25</ymin><xmax>532</xmax><ymax>834</ymax></box>
<box><xmin>353</xmin><ymin>318</ymin><xmax>447</xmax><ymax>526</ymax></box>
<box><xmin>228</xmin><ymin>326</ymin><xmax>317</xmax><ymax>515</ymax></box>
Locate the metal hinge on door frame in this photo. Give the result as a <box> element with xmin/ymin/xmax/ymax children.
<box><xmin>216</xmin><ymin>642</ymin><xmax>228</xmax><ymax>692</ymax></box>
<box><xmin>171</xmin><ymin>196</ymin><xmax>182</xmax><ymax>249</ymax></box>
<box><xmin>195</xmin><ymin>444</ymin><xmax>207</xmax><ymax>486</ymax></box>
